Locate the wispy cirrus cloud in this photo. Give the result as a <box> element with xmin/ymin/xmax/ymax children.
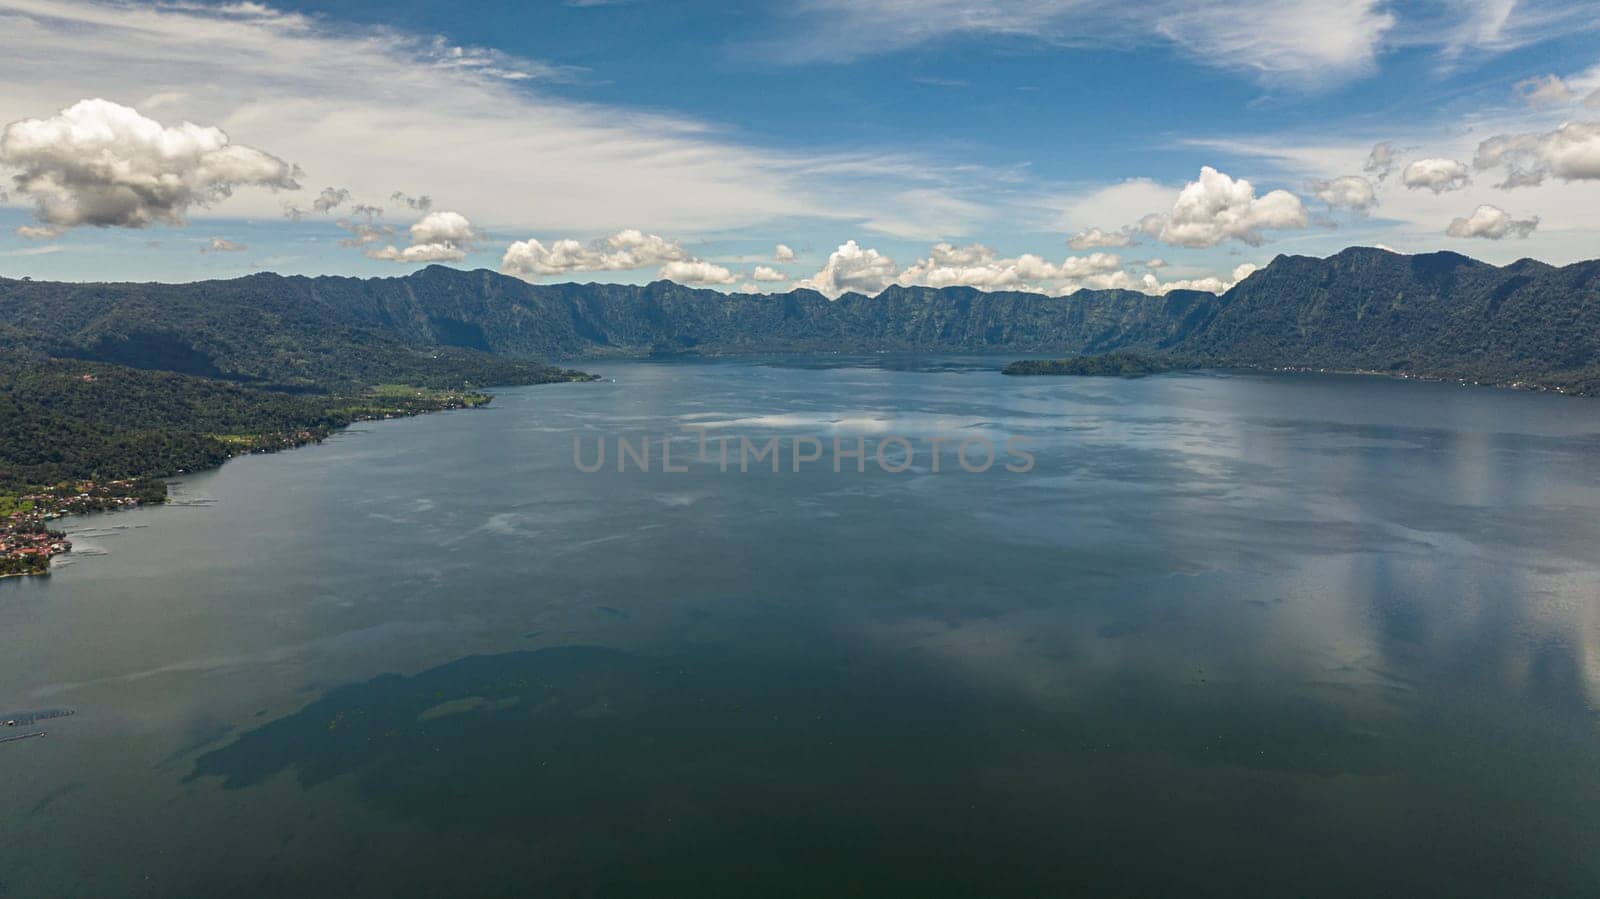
<box><xmin>0</xmin><ymin>0</ymin><xmax>1006</xmax><ymax>241</ymax></box>
<box><xmin>738</xmin><ymin>0</ymin><xmax>1594</xmax><ymax>85</ymax></box>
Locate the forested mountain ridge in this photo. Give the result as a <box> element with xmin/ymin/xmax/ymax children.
<box><xmin>0</xmin><ymin>272</ymin><xmax>590</xmax><ymax>389</ymax></box>
<box><xmin>3</xmin><ymin>246</ymin><xmax>1599</xmax><ymax>391</ymax></box>
<box><xmin>1172</xmin><ymin>248</ymin><xmax>1600</xmax><ymax>388</ymax></box>
<box><xmin>273</xmin><ymin>270</ymin><xmax>1226</xmax><ymax>358</ymax></box>
<box><xmin>0</xmin><ymin>268</ymin><xmax>1223</xmax><ymax>364</ymax></box>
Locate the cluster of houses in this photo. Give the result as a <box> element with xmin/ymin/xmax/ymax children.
<box><xmin>243</xmin><ymin>429</ymin><xmax>325</xmax><ymax>454</ymax></box>
<box><xmin>2</xmin><ymin>479</ymin><xmax>152</xmax><ymax>574</ymax></box>
<box><xmin>17</xmin><ymin>480</ymin><xmax>148</xmax><ymax>519</ymax></box>
<box><xmin>0</xmin><ymin>527</ymin><xmax>71</xmax><ymax>563</ymax></box>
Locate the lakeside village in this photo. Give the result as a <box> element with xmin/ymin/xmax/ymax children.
<box><xmin>1</xmin><ymin>479</ymin><xmax>166</xmax><ymax>578</ymax></box>
<box><xmin>1</xmin><ymin>430</ymin><xmax>332</xmax><ymax>578</ymax></box>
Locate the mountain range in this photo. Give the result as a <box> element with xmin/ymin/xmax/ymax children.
<box><xmin>3</xmin><ymin>246</ymin><xmax>1597</xmax><ymax>393</ymax></box>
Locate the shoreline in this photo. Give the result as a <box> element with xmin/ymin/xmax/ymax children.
<box><xmin>0</xmin><ymin>384</ymin><xmax>586</xmax><ymax>580</ymax></box>
<box><xmin>5</xmin><ymin>359</ymin><xmax>1586</xmax><ymax>582</ymax></box>
<box><xmin>1246</xmin><ymin>364</ymin><xmax>1591</xmax><ymax>397</ymax></box>
<box><xmin>588</xmin><ymin>351</ymin><xmax>1594</xmax><ymax>397</ymax></box>
<box><xmin>1004</xmin><ymin>355</ymin><xmax>1595</xmax><ymax>397</ymax></box>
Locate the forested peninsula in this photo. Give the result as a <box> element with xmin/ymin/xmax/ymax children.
<box><xmin>0</xmin><ymin>340</ymin><xmax>591</xmax><ymax>576</ymax></box>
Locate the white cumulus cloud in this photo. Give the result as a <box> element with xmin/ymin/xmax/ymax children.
<box><xmin>1150</xmin><ymin>262</ymin><xmax>1260</xmax><ymax>294</ymax></box>
<box><xmin>794</xmin><ymin>240</ymin><xmax>899</xmax><ymax>298</ymax></box>
<box><xmin>658</xmin><ymin>259</ymin><xmax>736</xmax><ymax>285</ymax></box>
<box><xmin>1307</xmin><ymin>175</ymin><xmax>1378</xmax><ymax>215</ymax></box>
<box><xmin>1052</xmin><ymin>261</ymin><xmax>1259</xmax><ymax>297</ymax></box>
<box><xmin>774</xmin><ymin>243</ymin><xmax>797</xmax><ymax>262</ymax></box>
<box><xmin>1446</xmin><ymin>204</ymin><xmax>1539</xmax><ymax>239</ymax></box>
<box><xmin>1140</xmin><ymin>166</ymin><xmax>1308</xmax><ymax>248</ymax></box>
<box><xmin>367</xmin><ymin>210</ymin><xmax>483</xmax><ymax>263</ymax></box>
<box><xmin>0</xmin><ymin>98</ymin><xmax>298</xmax><ymax>230</ymax></box>
<box><xmin>895</xmin><ymin>242</ymin><xmax>1124</xmax><ymax>291</ymax></box>
<box><xmin>752</xmin><ymin>265</ymin><xmax>789</xmax><ymax>282</ymax></box>
<box><xmin>409</xmin><ymin>210</ymin><xmax>479</xmax><ymax>246</ymax></box>
<box><xmin>500</xmin><ymin>228</ymin><xmax>694</xmax><ymax>278</ymax></box>
<box><xmin>500</xmin><ymin>228</ymin><xmax>741</xmax><ymax>286</ymax></box>
<box><xmin>1474</xmin><ymin>121</ymin><xmax>1600</xmax><ymax>189</ymax></box>
<box><xmin>1401</xmin><ymin>157</ymin><xmax>1471</xmax><ymax>193</ymax></box>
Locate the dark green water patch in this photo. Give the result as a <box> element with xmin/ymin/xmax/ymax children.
<box><xmin>186</xmin><ymin>641</ymin><xmax>1598</xmax><ymax>896</ymax></box>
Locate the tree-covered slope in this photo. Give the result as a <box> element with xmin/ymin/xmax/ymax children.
<box><xmin>0</xmin><ymin>273</ymin><xmax>584</xmax><ymax>388</ymax></box>
<box><xmin>0</xmin><ymin>353</ymin><xmax>531</xmax><ymax>487</ymax></box>
<box><xmin>1176</xmin><ymin>248</ymin><xmax>1600</xmax><ymax>383</ymax></box>
<box><xmin>0</xmin><ymin>268</ymin><xmax>1223</xmax><ymax>364</ymax></box>
<box><xmin>4</xmin><ymin>246</ymin><xmax>1599</xmax><ymax>391</ymax></box>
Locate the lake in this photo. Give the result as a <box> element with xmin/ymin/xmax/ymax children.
<box><xmin>2</xmin><ymin>359</ymin><xmax>1598</xmax><ymax>897</ymax></box>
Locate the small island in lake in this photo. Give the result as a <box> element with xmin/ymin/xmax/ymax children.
<box><xmin>1003</xmin><ymin>352</ymin><xmax>1194</xmax><ymax>378</ymax></box>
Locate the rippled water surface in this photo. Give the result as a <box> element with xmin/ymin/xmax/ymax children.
<box><xmin>3</xmin><ymin>359</ymin><xmax>1599</xmax><ymax>896</ymax></box>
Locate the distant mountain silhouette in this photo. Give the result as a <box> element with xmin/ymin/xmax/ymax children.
<box><xmin>4</xmin><ymin>245</ymin><xmax>1597</xmax><ymax>392</ymax></box>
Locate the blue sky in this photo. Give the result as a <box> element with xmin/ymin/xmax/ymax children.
<box><xmin>2</xmin><ymin>0</ymin><xmax>1598</xmax><ymax>294</ymax></box>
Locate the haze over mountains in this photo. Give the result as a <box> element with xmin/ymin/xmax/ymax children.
<box><xmin>2</xmin><ymin>246</ymin><xmax>1598</xmax><ymax>392</ymax></box>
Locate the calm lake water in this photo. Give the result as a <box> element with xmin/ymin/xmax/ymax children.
<box><xmin>3</xmin><ymin>359</ymin><xmax>1599</xmax><ymax>897</ymax></box>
